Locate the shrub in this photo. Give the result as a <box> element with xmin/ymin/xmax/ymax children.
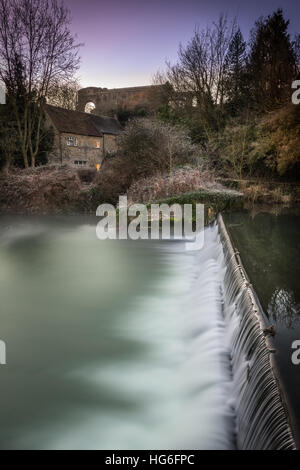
<box><xmin>0</xmin><ymin>167</ymin><xmax>81</xmax><ymax>213</ymax></box>
<box><xmin>201</xmin><ymin>104</ymin><xmax>300</xmax><ymax>179</ymax></box>
<box><xmin>77</xmin><ymin>168</ymin><xmax>96</xmax><ymax>184</ymax></box>
<box><xmin>127</xmin><ymin>166</ymin><xmax>215</xmax><ymax>203</ymax></box>
<box><xmin>116</xmin><ymin>118</ymin><xmax>199</xmax><ymax>179</ymax></box>
<box><xmin>203</xmin><ymin>118</ymin><xmax>268</xmax><ymax>178</ymax></box>
<box><xmin>263</xmin><ymin>105</ymin><xmax>300</xmax><ymax>176</ymax></box>
<box><xmin>88</xmin><ymin>119</ymin><xmax>202</xmax><ymax>206</ymax></box>
<box><xmin>92</xmin><ymin>155</ymin><xmax>133</xmax><ymax>205</ymax></box>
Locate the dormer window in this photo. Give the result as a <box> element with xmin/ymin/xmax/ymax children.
<box><xmin>66</xmin><ymin>136</ymin><xmax>78</xmax><ymax>147</ymax></box>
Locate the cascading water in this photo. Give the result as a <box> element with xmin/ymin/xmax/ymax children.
<box><xmin>0</xmin><ymin>218</ymin><xmax>236</xmax><ymax>449</ymax></box>
<box><xmin>218</xmin><ymin>214</ymin><xmax>296</xmax><ymax>450</ymax></box>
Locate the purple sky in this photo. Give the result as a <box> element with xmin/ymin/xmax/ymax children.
<box><xmin>64</xmin><ymin>0</ymin><xmax>300</xmax><ymax>89</ymax></box>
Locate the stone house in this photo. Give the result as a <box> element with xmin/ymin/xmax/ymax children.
<box><xmin>45</xmin><ymin>105</ymin><xmax>123</xmax><ymax>168</ymax></box>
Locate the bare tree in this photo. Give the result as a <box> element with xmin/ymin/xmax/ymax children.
<box><xmin>0</xmin><ymin>0</ymin><xmax>81</xmax><ymax>167</ymax></box>
<box><xmin>0</xmin><ymin>116</ymin><xmax>18</xmax><ymax>173</ymax></box>
<box><xmin>159</xmin><ymin>15</ymin><xmax>236</xmax><ymax>115</ymax></box>
<box><xmin>293</xmin><ymin>34</ymin><xmax>300</xmax><ymax>77</ymax></box>
<box><xmin>47</xmin><ymin>78</ymin><xmax>80</xmax><ymax>110</ymax></box>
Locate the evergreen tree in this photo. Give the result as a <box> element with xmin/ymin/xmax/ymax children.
<box><xmin>224</xmin><ymin>28</ymin><xmax>248</xmax><ymax>114</ymax></box>
<box><xmin>249</xmin><ymin>9</ymin><xmax>296</xmax><ymax>110</ymax></box>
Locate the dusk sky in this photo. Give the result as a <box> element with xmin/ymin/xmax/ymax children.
<box><xmin>64</xmin><ymin>0</ymin><xmax>300</xmax><ymax>89</ymax></box>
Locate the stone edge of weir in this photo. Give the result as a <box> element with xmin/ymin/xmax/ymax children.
<box><xmin>217</xmin><ymin>213</ymin><xmax>297</xmax><ymax>450</ymax></box>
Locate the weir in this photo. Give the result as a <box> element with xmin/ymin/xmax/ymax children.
<box><xmin>217</xmin><ymin>214</ymin><xmax>296</xmax><ymax>450</ymax></box>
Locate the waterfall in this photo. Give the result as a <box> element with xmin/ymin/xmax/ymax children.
<box><xmin>218</xmin><ymin>214</ymin><xmax>296</xmax><ymax>450</ymax></box>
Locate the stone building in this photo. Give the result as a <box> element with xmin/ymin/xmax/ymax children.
<box><xmin>45</xmin><ymin>105</ymin><xmax>123</xmax><ymax>168</ymax></box>
<box><xmin>77</xmin><ymin>85</ymin><xmax>159</xmax><ymax>115</ymax></box>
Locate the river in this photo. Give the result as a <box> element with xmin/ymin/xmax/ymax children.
<box><xmin>0</xmin><ymin>215</ymin><xmax>235</xmax><ymax>450</ymax></box>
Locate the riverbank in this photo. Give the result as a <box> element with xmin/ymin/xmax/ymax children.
<box><xmin>0</xmin><ymin>166</ymin><xmax>299</xmax><ymax>216</ymax></box>
<box><xmin>217</xmin><ymin>177</ymin><xmax>300</xmax><ymax>205</ymax></box>
<box><xmin>0</xmin><ymin>166</ymin><xmax>243</xmax><ymax>216</ymax></box>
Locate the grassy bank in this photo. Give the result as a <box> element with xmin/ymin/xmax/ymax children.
<box><xmin>217</xmin><ymin>178</ymin><xmax>300</xmax><ymax>205</ymax></box>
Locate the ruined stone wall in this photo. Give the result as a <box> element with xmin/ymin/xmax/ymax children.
<box><xmin>77</xmin><ymin>85</ymin><xmax>157</xmax><ymax>114</ymax></box>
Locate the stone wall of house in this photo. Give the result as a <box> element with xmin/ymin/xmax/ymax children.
<box><xmin>61</xmin><ymin>134</ymin><xmax>103</xmax><ymax>167</ymax></box>
<box><xmin>77</xmin><ymin>85</ymin><xmax>158</xmax><ymax>114</ymax></box>
<box><xmin>103</xmin><ymin>134</ymin><xmax>118</xmax><ymax>154</ymax></box>
<box><xmin>48</xmin><ymin>131</ymin><xmax>103</xmax><ymax>168</ymax></box>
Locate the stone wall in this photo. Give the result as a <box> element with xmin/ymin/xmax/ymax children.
<box><xmin>50</xmin><ymin>132</ymin><xmax>103</xmax><ymax>168</ymax></box>
<box><xmin>77</xmin><ymin>85</ymin><xmax>158</xmax><ymax>114</ymax></box>
<box><xmin>49</xmin><ymin>131</ymin><xmax>118</xmax><ymax>167</ymax></box>
<box><xmin>103</xmin><ymin>134</ymin><xmax>118</xmax><ymax>154</ymax></box>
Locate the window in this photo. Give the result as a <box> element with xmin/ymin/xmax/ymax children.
<box><xmin>74</xmin><ymin>160</ymin><xmax>87</xmax><ymax>166</ymax></box>
<box><xmin>94</xmin><ymin>140</ymin><xmax>101</xmax><ymax>149</ymax></box>
<box><xmin>66</xmin><ymin>136</ymin><xmax>78</xmax><ymax>147</ymax></box>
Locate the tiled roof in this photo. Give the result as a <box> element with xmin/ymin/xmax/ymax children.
<box><xmin>90</xmin><ymin>114</ymin><xmax>124</xmax><ymax>135</ymax></box>
<box><xmin>45</xmin><ymin>105</ymin><xmax>123</xmax><ymax>136</ymax></box>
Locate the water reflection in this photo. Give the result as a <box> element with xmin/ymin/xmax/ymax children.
<box><xmin>268</xmin><ymin>288</ymin><xmax>300</xmax><ymax>329</ymax></box>
<box><xmin>224</xmin><ymin>210</ymin><xmax>300</xmax><ymax>328</ymax></box>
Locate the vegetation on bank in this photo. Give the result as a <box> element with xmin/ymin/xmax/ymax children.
<box><xmin>0</xmin><ymin>166</ymin><xmax>81</xmax><ymax>214</ymax></box>
<box><xmin>201</xmin><ymin>104</ymin><xmax>300</xmax><ymax>179</ymax></box>
<box><xmin>2</xmin><ymin>163</ymin><xmax>296</xmax><ymax>215</ymax></box>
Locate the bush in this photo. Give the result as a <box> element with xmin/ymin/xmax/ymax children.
<box><xmin>116</xmin><ymin>118</ymin><xmax>199</xmax><ymax>179</ymax></box>
<box><xmin>262</xmin><ymin>105</ymin><xmax>300</xmax><ymax>176</ymax></box>
<box><xmin>127</xmin><ymin>166</ymin><xmax>215</xmax><ymax>203</ymax></box>
<box><xmin>0</xmin><ymin>167</ymin><xmax>81</xmax><ymax>213</ymax></box>
<box><xmin>218</xmin><ymin>120</ymin><xmax>266</xmax><ymax>178</ymax></box>
<box><xmin>87</xmin><ymin>119</ymin><xmax>202</xmax><ymax>206</ymax></box>
<box><xmin>77</xmin><ymin>168</ymin><xmax>96</xmax><ymax>183</ymax></box>
<box><xmin>91</xmin><ymin>155</ymin><xmax>133</xmax><ymax>205</ymax></box>
<box><xmin>201</xmin><ymin>104</ymin><xmax>300</xmax><ymax>179</ymax></box>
